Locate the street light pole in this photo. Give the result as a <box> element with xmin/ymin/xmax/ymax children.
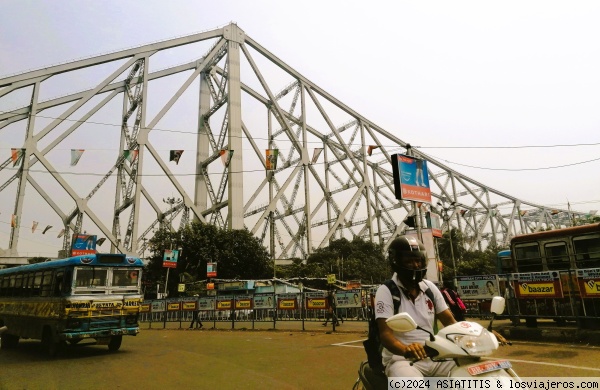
<box><xmin>162</xmin><ymin>197</ymin><xmax>182</xmax><ymax>298</ymax></box>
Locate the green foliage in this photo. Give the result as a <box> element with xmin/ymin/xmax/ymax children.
<box><xmin>28</xmin><ymin>256</ymin><xmax>51</xmax><ymax>264</ymax></box>
<box><xmin>438</xmin><ymin>230</ymin><xmax>508</xmax><ymax>280</ymax></box>
<box><xmin>303</xmin><ymin>237</ymin><xmax>391</xmax><ymax>284</ymax></box>
<box><xmin>144</xmin><ymin>222</ymin><xmax>272</xmax><ymax>296</ymax></box>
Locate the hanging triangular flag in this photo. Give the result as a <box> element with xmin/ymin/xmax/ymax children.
<box><xmin>57</xmin><ymin>228</ymin><xmax>65</xmax><ymax>238</ymax></box>
<box><xmin>32</xmin><ymin>221</ymin><xmax>39</xmax><ymax>233</ymax></box>
<box><xmin>70</xmin><ymin>149</ymin><xmax>85</xmax><ymax>166</ymax></box>
<box><xmin>367</xmin><ymin>145</ymin><xmax>380</xmax><ymax>156</ymax></box>
<box><xmin>170</xmin><ymin>150</ymin><xmax>184</xmax><ymax>165</ymax></box>
<box><xmin>11</xmin><ymin>148</ymin><xmax>25</xmax><ymax>167</ymax></box>
<box><xmin>265</xmin><ymin>149</ymin><xmax>279</xmax><ymax>170</ymax></box>
<box><xmin>124</xmin><ymin>150</ymin><xmax>139</xmax><ymax>163</ymax></box>
<box><xmin>10</xmin><ymin>215</ymin><xmax>18</xmax><ymax>228</ymax></box>
<box><xmin>42</xmin><ymin>225</ymin><xmax>52</xmax><ymax>234</ymax></box>
<box><xmin>311</xmin><ymin>148</ymin><xmax>323</xmax><ymax>164</ymax></box>
<box><xmin>520</xmin><ymin>210</ymin><xmax>528</xmax><ymax>216</ymax></box>
<box><xmin>220</xmin><ymin>149</ymin><xmax>234</xmax><ymax>167</ymax></box>
<box><xmin>97</xmin><ymin>237</ymin><xmax>106</xmax><ymax>246</ymax></box>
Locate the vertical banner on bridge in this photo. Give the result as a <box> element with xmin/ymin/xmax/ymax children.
<box><xmin>576</xmin><ymin>268</ymin><xmax>600</xmax><ymax>297</ymax></box>
<box><xmin>391</xmin><ymin>154</ymin><xmax>432</xmax><ymax>203</ymax></box>
<box><xmin>512</xmin><ymin>271</ymin><xmax>563</xmax><ymax>299</ymax></box>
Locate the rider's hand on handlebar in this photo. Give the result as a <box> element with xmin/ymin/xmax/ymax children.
<box><xmin>492</xmin><ymin>330</ymin><xmax>512</xmax><ymax>346</ymax></box>
<box><xmin>402</xmin><ymin>342</ymin><xmax>428</xmax><ymax>360</ymax></box>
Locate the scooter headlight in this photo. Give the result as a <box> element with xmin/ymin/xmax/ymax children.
<box><xmin>447</xmin><ymin>329</ymin><xmax>498</xmax><ymax>356</ymax></box>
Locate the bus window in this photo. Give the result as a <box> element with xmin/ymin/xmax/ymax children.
<box><xmin>545</xmin><ymin>242</ymin><xmax>569</xmax><ymax>270</ymax></box>
<box><xmin>53</xmin><ymin>271</ymin><xmax>64</xmax><ymax>296</ymax></box>
<box><xmin>41</xmin><ymin>271</ymin><xmax>53</xmax><ymax>297</ymax></box>
<box><xmin>33</xmin><ymin>272</ymin><xmax>43</xmax><ymax>296</ymax></box>
<box><xmin>573</xmin><ymin>235</ymin><xmax>600</xmax><ymax>268</ymax></box>
<box><xmin>112</xmin><ymin>269</ymin><xmax>139</xmax><ymax>288</ymax></box>
<box><xmin>514</xmin><ymin>243</ymin><xmax>543</xmax><ymax>272</ymax></box>
<box><xmin>14</xmin><ymin>274</ymin><xmax>23</xmax><ymax>296</ymax></box>
<box><xmin>75</xmin><ymin>268</ymin><xmax>107</xmax><ymax>288</ymax></box>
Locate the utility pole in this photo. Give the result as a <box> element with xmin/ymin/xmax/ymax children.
<box><xmin>437</xmin><ymin>200</ymin><xmax>457</xmax><ymax>279</ymax></box>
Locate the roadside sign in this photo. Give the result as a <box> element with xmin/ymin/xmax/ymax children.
<box><xmin>327</xmin><ymin>274</ymin><xmax>336</xmax><ymax>285</ymax></box>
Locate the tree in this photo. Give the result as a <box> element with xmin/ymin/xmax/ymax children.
<box><xmin>438</xmin><ymin>229</ymin><xmax>508</xmax><ymax>280</ymax></box>
<box><xmin>305</xmin><ymin>237</ymin><xmax>390</xmax><ymax>284</ymax></box>
<box><xmin>144</xmin><ymin>222</ymin><xmax>272</xmax><ymax>297</ymax></box>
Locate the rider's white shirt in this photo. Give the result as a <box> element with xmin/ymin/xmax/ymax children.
<box><xmin>374</xmin><ymin>274</ymin><xmax>448</xmax><ymax>364</ymax></box>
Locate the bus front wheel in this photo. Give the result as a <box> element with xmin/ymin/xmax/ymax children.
<box><xmin>108</xmin><ymin>335</ymin><xmax>122</xmax><ymax>352</ymax></box>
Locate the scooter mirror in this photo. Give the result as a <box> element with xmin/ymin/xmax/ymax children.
<box><xmin>490</xmin><ymin>296</ymin><xmax>506</xmax><ymax>315</ymax></box>
<box><xmin>386</xmin><ymin>312</ymin><xmax>418</xmax><ymax>332</ymax></box>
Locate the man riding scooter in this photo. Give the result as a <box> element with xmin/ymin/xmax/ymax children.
<box><xmin>375</xmin><ymin>236</ymin><xmax>508</xmax><ymax>378</ymax></box>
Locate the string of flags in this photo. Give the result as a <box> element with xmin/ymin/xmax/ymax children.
<box><xmin>219</xmin><ymin>149</ymin><xmax>234</xmax><ymax>168</ymax></box>
<box><xmin>9</xmin><ymin>147</ymin><xmax>357</xmax><ymax>170</ymax></box>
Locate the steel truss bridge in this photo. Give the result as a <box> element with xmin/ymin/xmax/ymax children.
<box><xmin>0</xmin><ymin>23</ymin><xmax>584</xmax><ymax>263</ymax></box>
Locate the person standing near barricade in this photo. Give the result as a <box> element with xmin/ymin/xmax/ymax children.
<box><xmin>440</xmin><ymin>281</ymin><xmax>466</xmax><ymax>321</ymax></box>
<box><xmin>189</xmin><ymin>305</ymin><xmax>203</xmax><ymax>329</ymax></box>
<box><xmin>322</xmin><ymin>290</ymin><xmax>340</xmax><ymax>326</ymax></box>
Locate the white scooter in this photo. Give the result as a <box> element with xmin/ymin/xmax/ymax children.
<box><xmin>355</xmin><ymin>297</ymin><xmax>523</xmax><ymax>389</ymax></box>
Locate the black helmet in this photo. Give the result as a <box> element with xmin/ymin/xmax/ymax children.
<box><xmin>388</xmin><ymin>236</ymin><xmax>428</xmax><ymax>288</ymax></box>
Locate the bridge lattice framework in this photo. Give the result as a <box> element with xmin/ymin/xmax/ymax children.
<box><xmin>0</xmin><ymin>23</ymin><xmax>577</xmax><ymax>261</ymax></box>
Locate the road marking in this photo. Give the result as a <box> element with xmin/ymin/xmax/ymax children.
<box><xmin>332</xmin><ymin>339</ymin><xmax>365</xmax><ymax>348</ymax></box>
<box><xmin>482</xmin><ymin>357</ymin><xmax>600</xmax><ymax>372</ymax></box>
<box><xmin>333</xmin><ymin>339</ymin><xmax>600</xmax><ymax>372</ymax></box>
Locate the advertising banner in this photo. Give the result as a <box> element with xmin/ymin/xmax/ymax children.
<box><xmin>512</xmin><ymin>271</ymin><xmax>564</xmax><ymax>299</ymax></box>
<box><xmin>207</xmin><ymin>262</ymin><xmax>217</xmax><ymax>278</ymax></box>
<box><xmin>576</xmin><ymin>268</ymin><xmax>600</xmax><ymax>298</ymax></box>
<box><xmin>180</xmin><ymin>297</ymin><xmax>197</xmax><ymax>311</ymax></box>
<box><xmin>456</xmin><ymin>275</ymin><xmax>500</xmax><ymax>299</ymax></box>
<box><xmin>162</xmin><ymin>249</ymin><xmax>179</xmax><ymax>269</ymax></box>
<box><xmin>71</xmin><ymin>234</ymin><xmax>97</xmax><ymax>256</ymax></box>
<box><xmin>167</xmin><ymin>299</ymin><xmax>181</xmax><ymax>311</ymax></box>
<box><xmin>277</xmin><ymin>293</ymin><xmax>297</xmax><ymax>310</ymax></box>
<box><xmin>216</xmin><ymin>298</ymin><xmax>233</xmax><ymax>310</ymax></box>
<box><xmin>198</xmin><ymin>297</ymin><xmax>215</xmax><ymax>311</ymax></box>
<box><xmin>391</xmin><ymin>154</ymin><xmax>432</xmax><ymax>203</ymax></box>
<box><xmin>235</xmin><ymin>295</ymin><xmax>253</xmax><ymax>310</ymax></box>
<box><xmin>334</xmin><ymin>289</ymin><xmax>363</xmax><ymax>308</ymax></box>
<box><xmin>305</xmin><ymin>291</ymin><xmax>327</xmax><ymax>310</ymax></box>
<box><xmin>140</xmin><ymin>302</ymin><xmax>151</xmax><ymax>313</ymax></box>
<box><xmin>253</xmin><ymin>294</ymin><xmax>275</xmax><ymax>309</ymax></box>
<box><xmin>426</xmin><ymin>212</ymin><xmax>442</xmax><ymax>238</ymax></box>
<box><xmin>151</xmin><ymin>300</ymin><xmax>166</xmax><ymax>313</ymax></box>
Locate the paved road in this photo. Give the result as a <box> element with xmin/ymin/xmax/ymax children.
<box><xmin>1</xmin><ymin>328</ymin><xmax>599</xmax><ymax>389</ymax></box>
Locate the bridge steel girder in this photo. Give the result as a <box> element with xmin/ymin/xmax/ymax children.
<box><xmin>0</xmin><ymin>23</ymin><xmax>587</xmax><ymax>261</ymax></box>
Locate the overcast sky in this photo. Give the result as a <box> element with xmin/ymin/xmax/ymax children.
<box><xmin>1</xmin><ymin>1</ymin><xmax>599</xmax><ymax>255</ymax></box>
